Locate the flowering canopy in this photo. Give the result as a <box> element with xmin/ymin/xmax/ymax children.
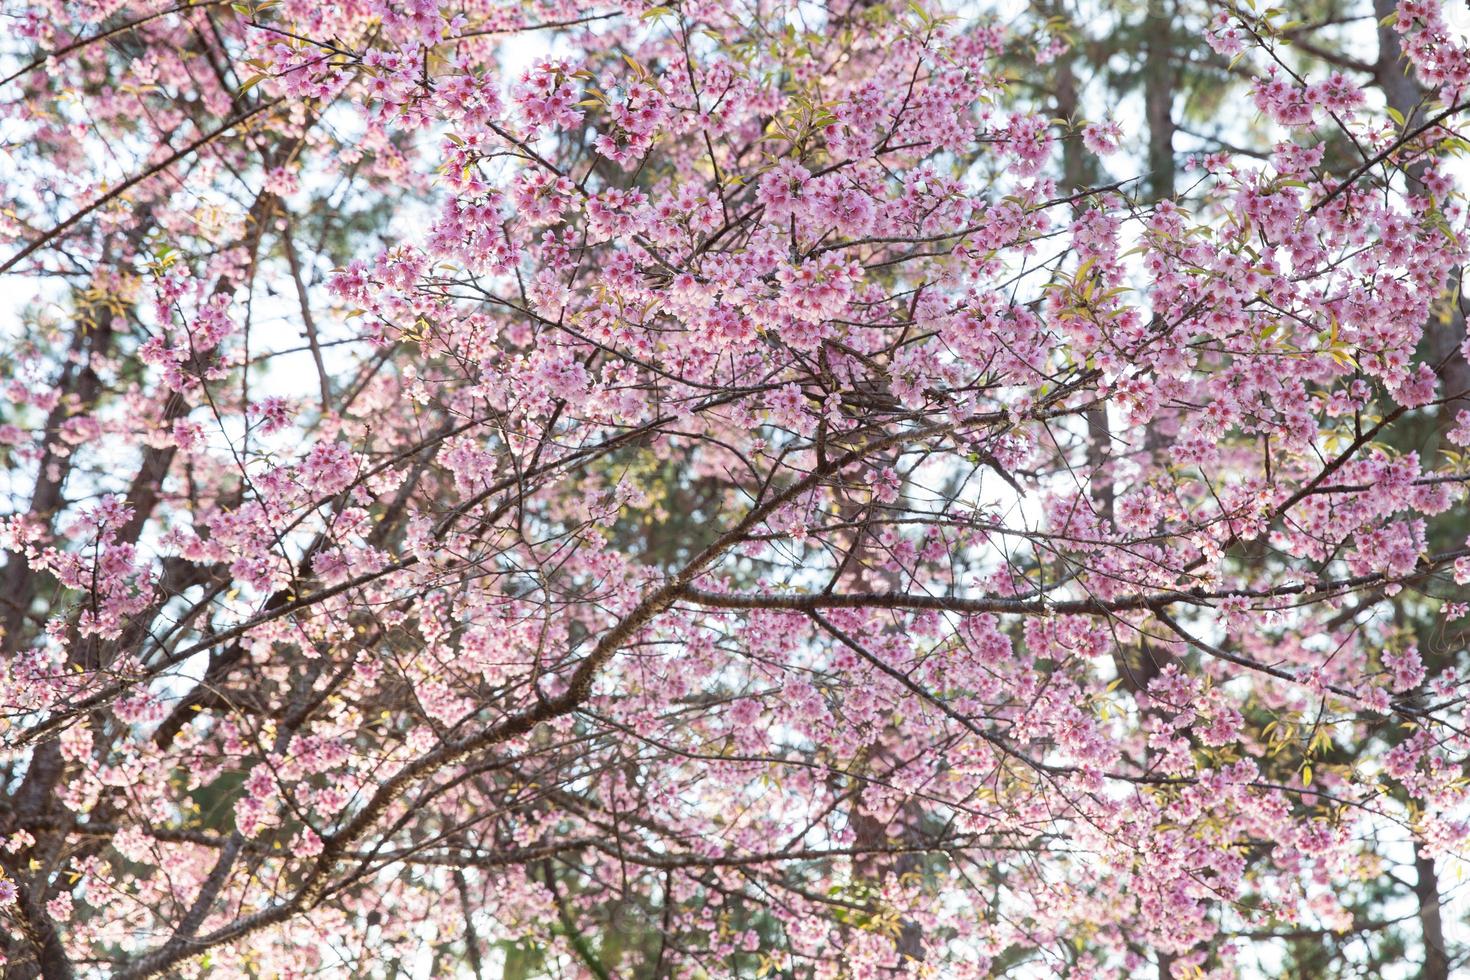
<box><xmin>1</xmin><ymin>0</ymin><xmax>1469</xmax><ymax>977</ymax></box>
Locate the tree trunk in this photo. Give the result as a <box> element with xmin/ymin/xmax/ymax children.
<box><xmin>1143</xmin><ymin>0</ymin><xmax>1176</xmax><ymax>201</ymax></box>
<box><xmin>1415</xmin><ymin>844</ymin><xmax>1450</xmax><ymax>980</ymax></box>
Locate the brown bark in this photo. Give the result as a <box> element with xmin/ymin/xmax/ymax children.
<box><xmin>1415</xmin><ymin>844</ymin><xmax>1450</xmax><ymax>980</ymax></box>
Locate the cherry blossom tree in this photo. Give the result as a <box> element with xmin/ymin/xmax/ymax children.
<box><xmin>1</xmin><ymin>0</ymin><xmax>1469</xmax><ymax>976</ymax></box>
